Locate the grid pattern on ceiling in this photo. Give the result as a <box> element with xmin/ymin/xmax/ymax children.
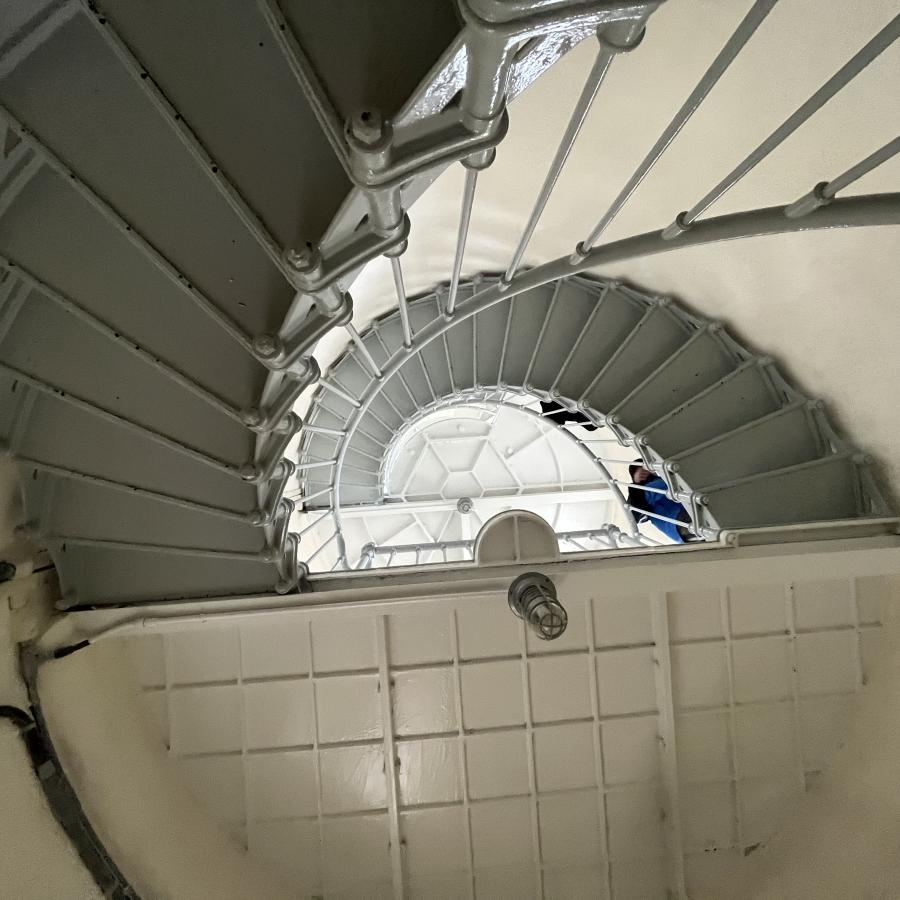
<box><xmin>128</xmin><ymin>576</ymin><xmax>888</xmax><ymax>900</ymax></box>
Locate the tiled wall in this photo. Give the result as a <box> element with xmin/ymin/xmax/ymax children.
<box><xmin>128</xmin><ymin>575</ymin><xmax>888</xmax><ymax>900</ymax></box>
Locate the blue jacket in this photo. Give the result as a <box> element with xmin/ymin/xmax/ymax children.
<box><xmin>630</xmin><ymin>475</ymin><xmax>689</xmax><ymax>543</ymax></box>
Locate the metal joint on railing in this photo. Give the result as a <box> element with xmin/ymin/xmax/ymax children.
<box><xmin>661</xmin><ymin>210</ymin><xmax>692</xmax><ymax>240</ymax></box>
<box><xmin>254</xmin><ymin>294</ymin><xmax>353</xmax><ymax>371</ymax></box>
<box><xmin>783</xmin><ymin>181</ymin><xmax>830</xmax><ymax>219</ymax></box>
<box><xmin>242</xmin><ymin>357</ymin><xmax>321</xmax><ymax>433</ymax></box>
<box><xmin>269</xmin><ymin>498</ymin><xmax>295</xmax><ymax>557</ymax></box>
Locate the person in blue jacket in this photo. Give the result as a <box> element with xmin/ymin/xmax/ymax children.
<box><xmin>627</xmin><ymin>460</ymin><xmax>694</xmax><ymax>543</ymax></box>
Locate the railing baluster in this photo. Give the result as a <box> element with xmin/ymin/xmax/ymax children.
<box><xmin>662</xmin><ymin>13</ymin><xmax>900</xmax><ymax>238</ymax></box>
<box><xmin>345</xmin><ymin>323</ymin><xmax>383</xmax><ymax>378</ymax></box>
<box><xmin>503</xmin><ymin>18</ymin><xmax>646</xmax><ymax>284</ymax></box>
<box><xmin>390</xmin><ymin>256</ymin><xmax>413</xmax><ymax>348</ymax></box>
<box><xmin>446</xmin><ymin>167</ymin><xmax>478</xmax><ymax>317</ymax></box>
<box><xmin>576</xmin><ymin>0</ymin><xmax>779</xmax><ymax>254</ymax></box>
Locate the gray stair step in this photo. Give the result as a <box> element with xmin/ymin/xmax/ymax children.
<box><xmin>700</xmin><ymin>453</ymin><xmax>862</xmax><ymax>530</ymax></box>
<box><xmin>22</xmin><ymin>469</ymin><xmax>265</xmax><ymax>552</ymax></box>
<box><xmin>0</xmin><ymin>285</ymin><xmax>253</xmax><ymax>466</ymax></box>
<box><xmin>0</xmin><ymin>170</ymin><xmax>265</xmax><ymax>407</ymax></box>
<box><xmin>529</xmin><ymin>280</ymin><xmax>597</xmax><ymax>392</ymax></box>
<box><xmin>639</xmin><ymin>359</ymin><xmax>783</xmax><ymax>459</ymax></box>
<box><xmin>1</xmin><ymin>13</ymin><xmax>295</xmax><ymax>329</ymax></box>
<box><xmin>55</xmin><ymin>544</ymin><xmax>278</xmax><ymax>606</ymax></box>
<box><xmin>669</xmin><ymin>401</ymin><xmax>823</xmax><ymax>489</ymax></box>
<box><xmin>409</xmin><ymin>296</ymin><xmax>453</xmax><ymax>398</ymax></box>
<box><xmin>609</xmin><ymin>326</ymin><xmax>738</xmax><ymax>435</ymax></box>
<box><xmin>474</xmin><ymin>298</ymin><xmax>512</xmax><ymax>388</ymax></box>
<box><xmin>444</xmin><ymin>311</ymin><xmax>475</xmax><ymax>393</ymax></box>
<box><xmin>583</xmin><ymin>302</ymin><xmax>691</xmax><ymax>415</ymax></box>
<box><xmin>499</xmin><ymin>285</ymin><xmax>555</xmax><ymax>388</ymax></box>
<box><xmin>10</xmin><ymin>389</ymin><xmax>255</xmax><ymax>511</ymax></box>
<box><xmin>398</xmin><ymin>354</ymin><xmax>434</xmax><ymax>408</ymax></box>
<box><xmin>553</xmin><ymin>285</ymin><xmax>645</xmax><ymax>401</ymax></box>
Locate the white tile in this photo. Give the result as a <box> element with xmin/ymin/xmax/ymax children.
<box><xmin>178</xmin><ymin>754</ymin><xmax>245</xmax><ymax>830</ymax></box>
<box><xmin>606</xmin><ymin>785</ymin><xmax>665</xmax><ymax>862</ymax></box>
<box><xmin>610</xmin><ymin>855</ymin><xmax>667</xmax><ymax>900</ymax></box>
<box><xmin>407</xmin><ymin>873</ymin><xmax>470</xmax><ymax>900</ymax></box>
<box><xmin>320</xmin><ymin>744</ymin><xmax>386</xmax><ymax>813</ymax></box>
<box><xmin>855</xmin><ymin>576</ymin><xmax>889</xmax><ymax>624</ymax></box>
<box><xmin>466</xmin><ymin>729</ymin><xmax>530</xmax><ymax>799</ymax></box>
<box><xmin>388</xmin><ymin>611</ymin><xmax>452</xmax><ymax>665</ymax></box>
<box><xmin>322</xmin><ymin>814</ymin><xmax>391</xmax><ymax>887</ymax></box>
<box><xmin>248</xmin><ymin>818</ymin><xmax>320</xmax><ymax>890</ymax></box>
<box><xmin>246</xmin><ymin>750</ymin><xmax>316</xmax><ymax>821</ymax></box>
<box><xmin>671</xmin><ymin>643</ymin><xmax>728</xmax><ymax>709</ymax></box>
<box><xmin>168</xmin><ymin>628</ymin><xmax>238</xmax><ymax>684</ymax></box>
<box><xmin>795</xmin><ymin>630</ymin><xmax>857</xmax><ymax>696</ymax></box>
<box><xmin>527</xmin><ymin>598</ymin><xmax>588</xmax><ymax>654</ymax></box>
<box><xmin>393</xmin><ymin>668</ymin><xmax>456</xmax><ymax>736</ymax></box>
<box><xmin>316</xmin><ymin>674</ymin><xmax>382</xmax><ymax>742</ymax></box>
<box><xmin>127</xmin><ymin>635</ymin><xmax>165</xmax><ymax>688</ymax></box>
<box><xmin>475</xmin><ymin>866</ymin><xmax>537</xmax><ymax>900</ymax></box>
<box><xmin>735</xmin><ymin>703</ymin><xmax>796</xmax><ymax>778</ymax></box>
<box><xmin>602</xmin><ymin>715</ymin><xmax>659</xmax><ymax>786</ymax></box>
<box><xmin>397</xmin><ymin>737</ymin><xmax>461</xmax><ymax>805</ymax></box>
<box><xmin>675</xmin><ymin>712</ymin><xmax>731</xmax><ymax>784</ymax></box>
<box><xmin>595</xmin><ymin>647</ymin><xmax>657</xmax><ymax>716</ymax></box>
<box><xmin>668</xmin><ymin>589</ymin><xmax>722</xmax><ymax>641</ymax></box>
<box><xmin>739</xmin><ymin>775</ymin><xmax>802</xmax><ymax>847</ymax></box>
<box><xmin>402</xmin><ymin>807</ymin><xmax>468</xmax><ymax>876</ymax></box>
<box><xmin>543</xmin><ymin>866</ymin><xmax>607</xmax><ymax>900</ymax></box>
<box><xmin>728</xmin><ymin>583</ymin><xmax>786</xmax><ymax>636</ymax></box>
<box><xmin>170</xmin><ymin>684</ymin><xmax>242</xmax><ymax>755</ymax></box>
<box><xmin>138</xmin><ymin>690</ymin><xmax>168</xmax><ymax>747</ymax></box>
<box><xmin>799</xmin><ymin>694</ymin><xmax>853</xmax><ymax>772</ymax></box>
<box><xmin>732</xmin><ymin>636</ymin><xmax>791</xmax><ymax>703</ymax></box>
<box><xmin>861</xmin><ymin>628</ymin><xmax>884</xmax><ymax>686</ymax></box>
<box><xmin>470</xmin><ymin>797</ymin><xmax>533</xmax><ymax>869</ymax></box>
<box><xmin>679</xmin><ymin>781</ymin><xmax>735</xmax><ymax>851</ymax></box>
<box><xmin>538</xmin><ymin>791</ymin><xmax>603</xmax><ymax>867</ymax></box>
<box><xmin>528</xmin><ymin>653</ymin><xmax>592</xmax><ymax>723</ymax></box>
<box><xmin>457</xmin><ymin>596</ymin><xmax>521</xmax><ymax>659</ymax></box>
<box><xmin>459</xmin><ymin>660</ymin><xmax>524</xmax><ymax>729</ymax></box>
<box><xmin>533</xmin><ymin>721</ymin><xmax>596</xmax><ymax>792</ymax></box>
<box><xmin>243</xmin><ymin>680</ymin><xmax>314</xmax><ymax>750</ymax></box>
<box><xmin>312</xmin><ymin>617</ymin><xmax>375</xmax><ymax>673</ymax></box>
<box><xmin>240</xmin><ymin>619</ymin><xmax>309</xmax><ymax>679</ymax></box>
<box><xmin>793</xmin><ymin>580</ymin><xmax>854</xmax><ymax>629</ymax></box>
<box><xmin>593</xmin><ymin>593</ymin><xmax>652</xmax><ymax>647</ymax></box>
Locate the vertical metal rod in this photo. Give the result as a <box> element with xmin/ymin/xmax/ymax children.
<box><xmin>446</xmin><ymin>167</ymin><xmax>478</xmax><ymax>317</ymax></box>
<box><xmin>785</xmin><ymin>134</ymin><xmax>900</xmax><ymax>217</ymax></box>
<box><xmin>305</xmin><ymin>528</ymin><xmax>338</xmax><ymax>565</ymax></box>
<box><xmin>295</xmin><ymin>508</ymin><xmax>332</xmax><ymax>538</ymax></box>
<box><xmin>578</xmin><ymin>0</ymin><xmax>779</xmax><ymax>252</ymax></box>
<box><xmin>503</xmin><ymin>44</ymin><xmax>618</xmax><ymax>284</ymax></box>
<box><xmin>345</xmin><ymin>322</ymin><xmax>383</xmax><ymax>378</ymax></box>
<box><xmin>666</xmin><ymin>13</ymin><xmax>900</xmax><ymax>234</ymax></box>
<box><xmin>390</xmin><ymin>257</ymin><xmax>413</xmax><ymax>348</ymax></box>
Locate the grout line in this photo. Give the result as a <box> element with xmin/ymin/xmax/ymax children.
<box><xmin>719</xmin><ymin>587</ymin><xmax>745</xmax><ymax>850</ymax></box>
<box><xmin>849</xmin><ymin>578</ymin><xmax>865</xmax><ymax>688</ymax></box>
<box><xmin>306</xmin><ymin>621</ymin><xmax>327</xmax><ymax>895</ymax></box>
<box><xmin>518</xmin><ymin>617</ymin><xmax>544</xmax><ymax>900</ymax></box>
<box><xmin>450</xmin><ymin>610</ymin><xmax>477</xmax><ymax>900</ymax></box>
<box><xmin>377</xmin><ymin>616</ymin><xmax>406</xmax><ymax>900</ymax></box>
<box><xmin>236</xmin><ymin>627</ymin><xmax>251</xmax><ymax>850</ymax></box>
<box><xmin>584</xmin><ymin>598</ymin><xmax>613</xmax><ymax>900</ymax></box>
<box><xmin>783</xmin><ymin>583</ymin><xmax>807</xmax><ymax>792</ymax></box>
<box><xmin>162</xmin><ymin>634</ymin><xmax>174</xmax><ymax>756</ymax></box>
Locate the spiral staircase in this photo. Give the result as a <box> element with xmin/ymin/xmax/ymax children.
<box><xmin>2</xmin><ymin>1</ymin><xmax>900</xmax><ymax>899</ymax></box>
